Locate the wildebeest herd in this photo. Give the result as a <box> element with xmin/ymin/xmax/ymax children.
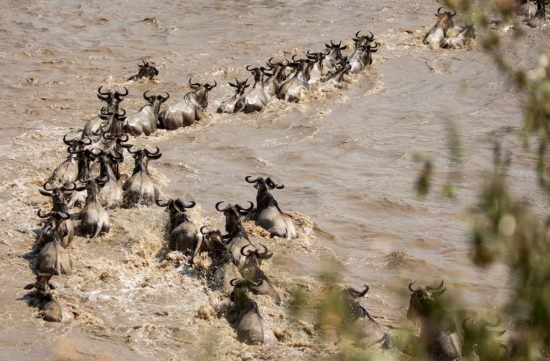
<box><xmin>21</xmin><ymin>4</ymin><xmax>547</xmax><ymax>360</ymax></box>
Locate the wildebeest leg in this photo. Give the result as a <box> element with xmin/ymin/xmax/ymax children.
<box><xmin>88</xmin><ymin>220</ymin><xmax>104</xmax><ymax>243</ymax></box>
<box><xmin>536</xmin><ymin>0</ymin><xmax>546</xmax><ymax>19</ymax></box>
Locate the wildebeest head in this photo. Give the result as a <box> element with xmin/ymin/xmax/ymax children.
<box><xmin>240</xmin><ymin>243</ymin><xmax>273</xmax><ymax>267</ymax></box>
<box><xmin>99</xmin><ymin>107</ymin><xmax>127</xmax><ymax>138</ymax></box>
<box><xmin>228</xmin><ymin>78</ymin><xmax>250</xmax><ymax>96</ymax></box>
<box><xmin>245</xmin><ymin>65</ymin><xmax>268</xmax><ymax>85</ymax></box>
<box><xmin>128</xmin><ymin>59</ymin><xmax>160</xmax><ymax>81</ymax></box>
<box><xmin>40</xmin><ymin>181</ymin><xmax>82</xmax><ymax>211</ymax></box>
<box><xmin>324</xmin><ymin>40</ymin><xmax>348</xmax><ymax>60</ymax></box>
<box><xmin>266</xmin><ymin>58</ymin><xmax>289</xmax><ymax>82</ymax></box>
<box><xmin>143</xmin><ymin>90</ymin><xmax>170</xmax><ymax>113</ymax></box>
<box><xmin>123</xmin><ymin>145</ymin><xmax>162</xmax><ymax>175</ymax></box>
<box><xmin>215</xmin><ymin>201</ymin><xmax>254</xmax><ymax>235</ymax></box>
<box><xmin>156</xmin><ymin>198</ymin><xmax>196</xmax><ymax>229</ymax></box>
<box><xmin>97</xmin><ymin>86</ymin><xmax>128</xmax><ymax>112</ymax></box>
<box><xmin>188</xmin><ymin>78</ymin><xmax>217</xmax><ymax>108</ymax></box>
<box><xmin>407</xmin><ymin>280</ymin><xmax>447</xmax><ymax>320</ymax></box>
<box><xmin>229</xmin><ymin>278</ymin><xmax>262</xmax><ymax>303</ymax></box>
<box><xmin>352</xmin><ymin>30</ymin><xmax>375</xmax><ymax>48</ymax></box>
<box><xmin>245</xmin><ymin>176</ymin><xmax>283</xmax><ymax>192</ymax></box>
<box><xmin>433</xmin><ymin>7</ymin><xmax>456</xmax><ymax>29</ymax></box>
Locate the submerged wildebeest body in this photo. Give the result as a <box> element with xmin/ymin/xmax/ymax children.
<box><xmin>96</xmin><ymin>151</ymin><xmax>124</xmax><ymax>209</ymax></box>
<box><xmin>239</xmin><ymin>244</ymin><xmax>282</xmax><ymax>304</ymax></box>
<box><xmin>159</xmin><ymin>79</ymin><xmax>216</xmax><ymax>129</ymax></box>
<box><xmin>245</xmin><ymin>176</ymin><xmax>297</xmax><ymax>239</ymax></box>
<box><xmin>156</xmin><ymin>198</ymin><xmax>201</xmax><ymax>254</ymax></box>
<box><xmin>441</xmin><ymin>24</ymin><xmax>475</xmax><ymax>49</ymax></box>
<box><xmin>341</xmin><ymin>285</ymin><xmax>390</xmax><ymax>347</ymax></box>
<box><xmin>123</xmin><ymin>146</ymin><xmax>162</xmax><ymax>207</ymax></box>
<box><xmin>128</xmin><ymin>59</ymin><xmax>159</xmax><ymax>81</ymax></box>
<box><xmin>124</xmin><ymin>91</ymin><xmax>169</xmax><ymax>136</ymax></box>
<box><xmin>82</xmin><ymin>87</ymin><xmax>128</xmax><ymax>137</ymax></box>
<box><xmin>423</xmin><ymin>7</ymin><xmax>457</xmax><ymax>46</ymax></box>
<box><xmin>277</xmin><ymin>57</ymin><xmax>310</xmax><ymax>102</ymax></box>
<box><xmin>235</xmin><ymin>66</ymin><xmax>269</xmax><ymax>113</ymax></box>
<box><xmin>217</xmin><ymin>79</ymin><xmax>250</xmax><ymax>114</ymax></box>
<box><xmin>228</xmin><ymin>279</ymin><xmax>276</xmax><ymax>345</ymax></box>
<box><xmin>407</xmin><ymin>281</ymin><xmax>463</xmax><ymax>361</ymax></box>
<box><xmin>78</xmin><ymin>178</ymin><xmax>110</xmax><ymax>242</ymax></box>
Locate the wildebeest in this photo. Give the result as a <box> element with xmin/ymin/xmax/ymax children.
<box><xmin>305</xmin><ymin>51</ymin><xmax>327</xmax><ymax>84</ymax></box>
<box><xmin>423</xmin><ymin>7</ymin><xmax>457</xmax><ymax>46</ymax></box>
<box><xmin>244</xmin><ymin>176</ymin><xmax>297</xmax><ymax>239</ymax></box>
<box><xmin>124</xmin><ymin>91</ymin><xmax>169</xmax><ymax>136</ymax></box>
<box><xmin>277</xmin><ymin>57</ymin><xmax>310</xmax><ymax>102</ymax></box>
<box><xmin>228</xmin><ymin>278</ymin><xmax>276</xmax><ymax>345</ymax></box>
<box><xmin>78</xmin><ymin>178</ymin><xmax>110</xmax><ymax>242</ymax></box>
<box><xmin>239</xmin><ymin>244</ymin><xmax>282</xmax><ymax>304</ymax></box>
<box><xmin>407</xmin><ymin>280</ymin><xmax>462</xmax><ymax>361</ymax></box>
<box><xmin>48</xmin><ymin>146</ymin><xmax>78</xmax><ymax>188</ymax></box>
<box><xmin>83</xmin><ymin>87</ymin><xmax>128</xmax><ymax>137</ymax></box>
<box><xmin>37</xmin><ymin>183</ymin><xmax>76</xmax><ymax>249</ymax></box>
<box><xmin>342</xmin><ymin>285</ymin><xmax>391</xmax><ymax>347</ymax></box>
<box><xmin>324</xmin><ymin>56</ymin><xmax>352</xmax><ymax>87</ymax></box>
<box><xmin>128</xmin><ymin>59</ymin><xmax>159</xmax><ymax>81</ymax></box>
<box><xmin>96</xmin><ymin>150</ymin><xmax>123</xmax><ymax>209</ymax></box>
<box><xmin>123</xmin><ymin>146</ymin><xmax>162</xmax><ymax>207</ymax></box>
<box><xmin>263</xmin><ymin>58</ymin><xmax>288</xmax><ymax>99</ymax></box>
<box><xmin>159</xmin><ymin>79</ymin><xmax>216</xmax><ymax>130</ymax></box>
<box><xmin>217</xmin><ymin>78</ymin><xmax>250</xmax><ymax>114</ymax></box>
<box><xmin>23</xmin><ymin>277</ymin><xmax>63</xmax><ymax>322</ymax></box>
<box><xmin>323</xmin><ymin>40</ymin><xmax>348</xmax><ymax>71</ymax></box>
<box><xmin>441</xmin><ymin>24</ymin><xmax>475</xmax><ymax>49</ymax></box>
<box><xmin>349</xmin><ymin>41</ymin><xmax>378</xmax><ymax>74</ymax></box>
<box><xmin>156</xmin><ymin>198</ymin><xmax>201</xmax><ymax>254</ymax></box>
<box><xmin>35</xmin><ymin>230</ymin><xmax>73</xmax><ymax>278</ymax></box>
<box><xmin>235</xmin><ymin>66</ymin><xmax>269</xmax><ymax>113</ymax></box>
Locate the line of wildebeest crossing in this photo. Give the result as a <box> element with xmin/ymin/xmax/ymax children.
<box><xmin>22</xmin><ymin>5</ymin><xmax>538</xmax><ymax>357</ymax></box>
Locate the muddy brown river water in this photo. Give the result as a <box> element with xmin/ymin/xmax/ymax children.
<box><xmin>0</xmin><ymin>0</ymin><xmax>549</xmax><ymax>360</ymax></box>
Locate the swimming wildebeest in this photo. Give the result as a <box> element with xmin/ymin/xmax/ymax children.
<box><xmin>423</xmin><ymin>7</ymin><xmax>457</xmax><ymax>46</ymax></box>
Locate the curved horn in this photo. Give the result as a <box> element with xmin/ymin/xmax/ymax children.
<box><xmin>160</xmin><ymin>91</ymin><xmax>169</xmax><ymax>101</ymax></box>
<box><xmin>266</xmin><ymin>177</ymin><xmax>284</xmax><ymax>189</ymax></box>
<box><xmin>235</xmin><ymin>201</ymin><xmax>254</xmax><ymax>214</ymax></box>
<box><xmin>246</xmin><ymin>65</ymin><xmax>255</xmax><ymax>71</ymax></box>
<box><xmin>188</xmin><ymin>78</ymin><xmax>201</xmax><ymax>87</ymax></box>
<box><xmin>267</xmin><ymin>57</ymin><xmax>275</xmax><ymax>65</ymax></box>
<box><xmin>348</xmin><ymin>285</ymin><xmax>370</xmax><ymax>298</ymax></box>
<box><xmin>176</xmin><ymin>199</ymin><xmax>196</xmax><ymax>209</ymax></box>
<box><xmin>116</xmin><ymin>108</ymin><xmax>126</xmax><ymax>118</ymax></box>
<box><xmin>144</xmin><ymin>146</ymin><xmax>161</xmax><ymax>158</ymax></box>
<box><xmin>63</xmin><ymin>134</ymin><xmax>76</xmax><ymax>145</ymax></box>
<box><xmin>207</xmin><ymin>80</ymin><xmax>217</xmax><ymax>89</ymax></box>
<box><xmin>450</xmin><ymin>9</ymin><xmax>457</xmax><ymax>16</ymax></box>
<box><xmin>43</xmin><ymin>182</ymin><xmax>56</xmax><ymax>191</ymax></box>
<box><xmin>240</xmin><ymin>244</ymin><xmax>255</xmax><ymax>256</ymax></box>
<box><xmin>60</xmin><ymin>182</ymin><xmax>76</xmax><ymax>191</ymax></box>
<box><xmin>245</xmin><ymin>176</ymin><xmax>262</xmax><ymax>184</ymax></box>
<box><xmin>408</xmin><ymin>281</ymin><xmax>421</xmax><ymax>292</ymax></box>
<box><xmin>200</xmin><ymin>225</ymin><xmax>209</xmax><ymax>234</ymax></box>
<box><xmin>114</xmin><ymin>87</ymin><xmax>129</xmax><ymax>99</ymax></box>
<box><xmin>155</xmin><ymin>199</ymin><xmax>171</xmax><ymax>207</ymax></box>
<box><xmin>426</xmin><ymin>280</ymin><xmax>444</xmax><ymax>291</ymax></box>
<box><xmin>437</xmin><ymin>7</ymin><xmax>443</xmax><ymax>14</ymax></box>
<box><xmin>143</xmin><ymin>90</ymin><xmax>153</xmax><ymax>102</ymax></box>
<box><xmin>215</xmin><ymin>201</ymin><xmax>230</xmax><ymax>212</ymax></box>
<box><xmin>366</xmin><ymin>31</ymin><xmax>374</xmax><ymax>41</ymax></box>
<box><xmin>37</xmin><ymin>209</ymin><xmax>52</xmax><ymax>218</ymax></box>
<box><xmin>53</xmin><ymin>211</ymin><xmax>70</xmax><ymax>220</ymax></box>
<box><xmin>255</xmin><ymin>243</ymin><xmax>273</xmax><ymax>259</ymax></box>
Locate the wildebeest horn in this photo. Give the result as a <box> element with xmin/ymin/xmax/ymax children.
<box><xmin>61</xmin><ymin>182</ymin><xmax>76</xmax><ymax>191</ymax></box>
<box><xmin>63</xmin><ymin>134</ymin><xmax>76</xmax><ymax>145</ymax></box>
<box><xmin>145</xmin><ymin>146</ymin><xmax>162</xmax><ymax>159</ymax></box>
<box><xmin>200</xmin><ymin>225</ymin><xmax>209</xmax><ymax>234</ymax></box>
<box><xmin>366</xmin><ymin>31</ymin><xmax>374</xmax><ymax>41</ymax></box>
<box><xmin>230</xmin><ymin>278</ymin><xmax>242</xmax><ymax>287</ymax></box>
<box><xmin>215</xmin><ymin>201</ymin><xmax>230</xmax><ymax>212</ymax></box>
<box><xmin>37</xmin><ymin>209</ymin><xmax>51</xmax><ymax>218</ymax></box>
<box><xmin>267</xmin><ymin>57</ymin><xmax>275</xmax><ymax>65</ymax></box>
<box><xmin>207</xmin><ymin>80</ymin><xmax>217</xmax><ymax>89</ymax></box>
<box><xmin>450</xmin><ymin>9</ymin><xmax>457</xmax><ymax>16</ymax></box>
<box><xmin>143</xmin><ymin>90</ymin><xmax>153</xmax><ymax>102</ymax></box>
<box><xmin>437</xmin><ymin>7</ymin><xmax>443</xmax><ymax>14</ymax></box>
<box><xmin>408</xmin><ymin>281</ymin><xmax>421</xmax><ymax>292</ymax></box>
<box><xmin>98</xmin><ymin>86</ymin><xmax>110</xmax><ymax>96</ymax></box>
<box><xmin>188</xmin><ymin>78</ymin><xmax>201</xmax><ymax>87</ymax></box>
<box><xmin>155</xmin><ymin>199</ymin><xmax>171</xmax><ymax>207</ymax></box>
<box><xmin>175</xmin><ymin>199</ymin><xmax>196</xmax><ymax>209</ymax></box>
<box><xmin>426</xmin><ymin>280</ymin><xmax>444</xmax><ymax>291</ymax></box>
<box><xmin>266</xmin><ymin>177</ymin><xmax>284</xmax><ymax>189</ymax></box>
<box><xmin>160</xmin><ymin>92</ymin><xmax>169</xmax><ymax>101</ymax></box>
<box><xmin>235</xmin><ymin>202</ymin><xmax>254</xmax><ymax>214</ymax></box>
<box><xmin>240</xmin><ymin>244</ymin><xmax>255</xmax><ymax>256</ymax></box>
<box><xmin>81</xmin><ymin>137</ymin><xmax>92</xmax><ymax>145</ymax></box>
<box><xmin>255</xmin><ymin>243</ymin><xmax>273</xmax><ymax>259</ymax></box>
<box><xmin>348</xmin><ymin>285</ymin><xmax>370</xmax><ymax>298</ymax></box>
<box><xmin>116</xmin><ymin>109</ymin><xmax>126</xmax><ymax>118</ymax></box>
<box><xmin>245</xmin><ymin>65</ymin><xmax>255</xmax><ymax>71</ymax></box>
<box><xmin>245</xmin><ymin>176</ymin><xmax>262</xmax><ymax>184</ymax></box>
<box><xmin>114</xmin><ymin>87</ymin><xmax>128</xmax><ymax>99</ymax></box>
